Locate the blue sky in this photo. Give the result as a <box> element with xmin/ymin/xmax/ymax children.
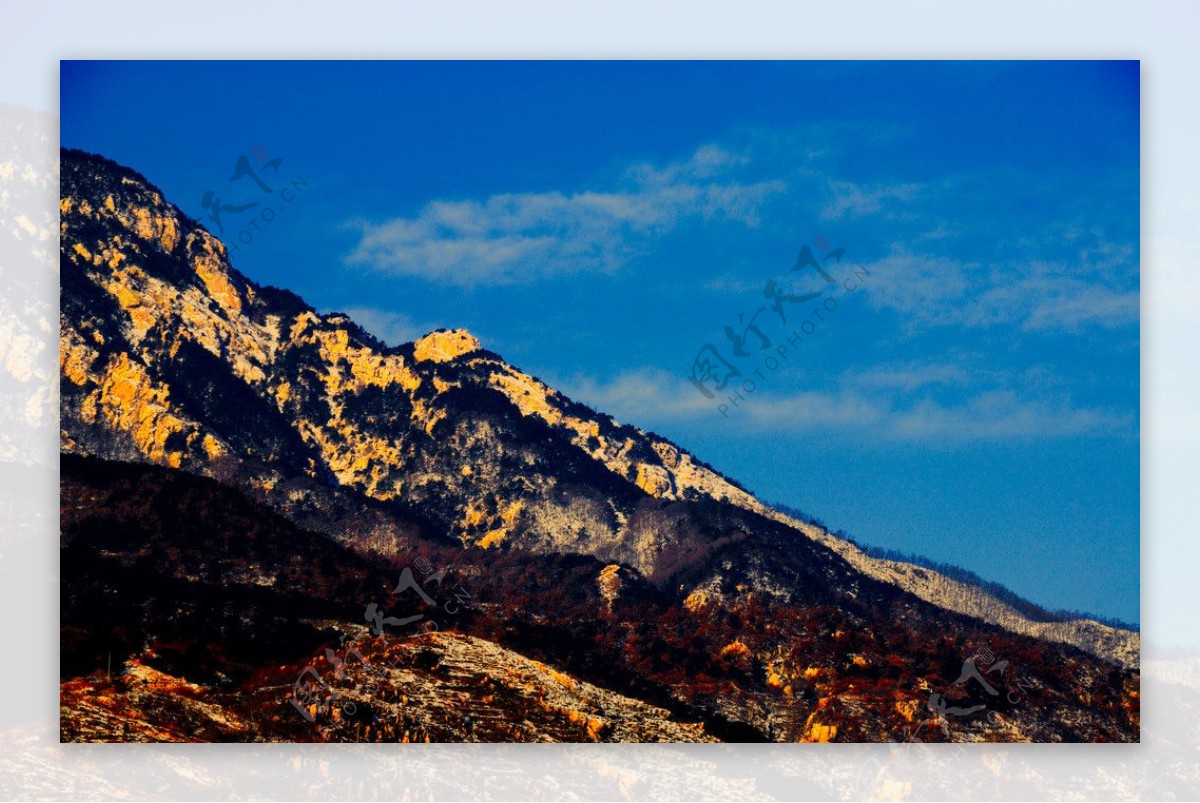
<box><xmin>60</xmin><ymin>60</ymin><xmax>1140</xmax><ymax>625</ymax></box>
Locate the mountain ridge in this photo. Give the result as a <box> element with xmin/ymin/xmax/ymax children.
<box><xmin>58</xmin><ymin>147</ymin><xmax>1139</xmax><ymax>742</ymax></box>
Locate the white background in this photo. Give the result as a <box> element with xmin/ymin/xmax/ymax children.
<box><xmin>0</xmin><ymin>1</ymin><xmax>1196</xmax><ymax>799</ymax></box>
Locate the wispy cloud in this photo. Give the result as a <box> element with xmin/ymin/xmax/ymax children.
<box><xmin>344</xmin><ymin>145</ymin><xmax>785</xmax><ymax>287</ymax></box>
<box><xmin>821</xmin><ymin>180</ymin><xmax>922</xmax><ymax>220</ymax></box>
<box><xmin>882</xmin><ymin>391</ymin><xmax>1134</xmax><ymax>441</ymax></box>
<box><xmin>554</xmin><ymin>368</ymin><xmax>717</xmax><ymax>423</ymax></box>
<box><xmin>1015</xmin><ymin>279</ymin><xmax>1139</xmax><ymax>331</ymax></box>
<box><xmin>858</xmin><ymin>250</ymin><xmax>1138</xmax><ymax>333</ymax></box>
<box><xmin>555</xmin><ymin>365</ymin><xmax>1134</xmax><ymax>443</ymax></box>
<box><xmin>840</xmin><ymin>361</ymin><xmax>972</xmax><ymax>392</ymax></box>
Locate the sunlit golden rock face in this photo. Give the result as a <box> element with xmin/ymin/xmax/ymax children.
<box><xmin>802</xmin><ymin>719</ymin><xmax>838</xmax><ymax>743</ymax></box>
<box><xmin>59</xmin><ymin>327</ymin><xmax>98</xmax><ymax>389</ymax></box>
<box><xmin>92</xmin><ymin>352</ymin><xmax>190</xmax><ymax>468</ymax></box>
<box><xmin>597</xmin><ymin>564</ymin><xmax>622</xmax><ymax>612</ymax></box>
<box><xmin>194</xmin><ymin>257</ymin><xmax>243</xmax><ymax>317</ymax></box>
<box><xmin>635</xmin><ymin>463</ymin><xmax>675</xmax><ymax>497</ymax></box>
<box><xmin>413</xmin><ymin>329</ymin><xmax>481</xmax><ymax>363</ymax></box>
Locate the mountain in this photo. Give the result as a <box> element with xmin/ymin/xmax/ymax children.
<box><xmin>58</xmin><ymin>147</ymin><xmax>1139</xmax><ymax>742</ymax></box>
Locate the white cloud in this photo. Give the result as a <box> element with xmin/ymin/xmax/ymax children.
<box><xmin>856</xmin><ymin>251</ymin><xmax>973</xmax><ymax>319</ymax></box>
<box><xmin>963</xmin><ymin>277</ymin><xmax>1139</xmax><ymax>332</ymax></box>
<box><xmin>841</xmin><ymin>361</ymin><xmax>972</xmax><ymax>392</ymax></box>
<box><xmin>554</xmin><ymin>368</ymin><xmax>716</xmax><ymax>423</ymax></box>
<box><xmin>735</xmin><ymin>389</ymin><xmax>886</xmax><ymax>430</ymax></box>
<box><xmin>1021</xmin><ymin>280</ymin><xmax>1139</xmax><ymax>331</ymax></box>
<box><xmin>344</xmin><ymin>145</ymin><xmax>785</xmax><ymax>286</ymax></box>
<box><xmin>884</xmin><ymin>391</ymin><xmax>1134</xmax><ymax>441</ymax></box>
<box><xmin>555</xmin><ymin>365</ymin><xmax>1133</xmax><ymax>443</ymax></box>
<box><xmin>856</xmin><ymin>250</ymin><xmax>1138</xmax><ymax>333</ymax></box>
<box><xmin>702</xmin><ymin>274</ymin><xmax>770</xmax><ymax>294</ymax></box>
<box><xmin>821</xmin><ymin>180</ymin><xmax>922</xmax><ymax>220</ymax></box>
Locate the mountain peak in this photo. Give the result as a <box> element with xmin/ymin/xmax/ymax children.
<box><xmin>413</xmin><ymin>328</ymin><xmax>481</xmax><ymax>363</ymax></box>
